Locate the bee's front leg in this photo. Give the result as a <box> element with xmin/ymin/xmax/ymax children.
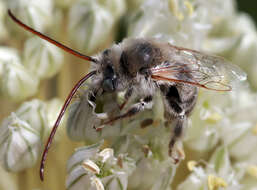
<box><xmin>95</xmin><ymin>96</ymin><xmax>153</xmax><ymax>131</ymax></box>
<box><xmin>119</xmin><ymin>87</ymin><xmax>133</xmax><ymax>110</ymax></box>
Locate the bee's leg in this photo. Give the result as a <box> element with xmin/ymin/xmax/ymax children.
<box><xmin>87</xmin><ymin>90</ymin><xmax>109</xmax><ymax>120</ymax></box>
<box><xmin>169</xmin><ymin>114</ymin><xmax>187</xmax><ymax>163</ymax></box>
<box><xmin>95</xmin><ymin>96</ymin><xmax>153</xmax><ymax>131</ymax></box>
<box><xmin>160</xmin><ymin>84</ymin><xmax>197</xmax><ymax>163</ymax></box>
<box><xmin>119</xmin><ymin>88</ymin><xmax>133</xmax><ymax>110</ymax></box>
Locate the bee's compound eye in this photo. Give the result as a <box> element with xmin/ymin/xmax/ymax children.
<box><xmin>102</xmin><ymin>78</ymin><xmax>115</xmax><ymax>92</ymax></box>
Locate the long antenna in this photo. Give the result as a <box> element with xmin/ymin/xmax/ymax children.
<box><xmin>8</xmin><ymin>9</ymin><xmax>98</xmax><ymax>181</ymax></box>
<box><xmin>39</xmin><ymin>70</ymin><xmax>96</xmax><ymax>181</ymax></box>
<box><xmin>8</xmin><ymin>9</ymin><xmax>97</xmax><ymax>63</ymax></box>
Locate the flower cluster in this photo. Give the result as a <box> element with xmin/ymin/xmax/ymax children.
<box><xmin>66</xmin><ymin>141</ymin><xmax>136</xmax><ymax>190</ymax></box>
<box><xmin>0</xmin><ymin>0</ymin><xmax>257</xmax><ymax>190</ymax></box>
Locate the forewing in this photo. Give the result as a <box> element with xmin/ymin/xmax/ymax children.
<box><xmin>151</xmin><ymin>45</ymin><xmax>246</xmax><ymax>91</ymax></box>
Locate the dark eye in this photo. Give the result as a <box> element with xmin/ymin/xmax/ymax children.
<box><xmin>104</xmin><ymin>65</ymin><xmax>114</xmax><ymax>77</ymax></box>
<box><xmin>102</xmin><ymin>65</ymin><xmax>117</xmax><ymax>92</ymax></box>
<box><xmin>103</xmin><ymin>78</ymin><xmax>115</xmax><ymax>92</ymax></box>
<box><xmin>103</xmin><ymin>49</ymin><xmax>111</xmax><ymax>56</ymax></box>
<box><xmin>120</xmin><ymin>52</ymin><xmax>129</xmax><ymax>75</ymax></box>
<box><xmin>139</xmin><ymin>67</ymin><xmax>150</xmax><ymax>75</ymax></box>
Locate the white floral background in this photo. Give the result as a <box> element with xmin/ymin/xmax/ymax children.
<box><xmin>0</xmin><ymin>0</ymin><xmax>257</xmax><ymax>190</ymax></box>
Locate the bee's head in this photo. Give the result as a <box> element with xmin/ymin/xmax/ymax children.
<box><xmin>97</xmin><ymin>45</ymin><xmax>125</xmax><ymax>93</ymax></box>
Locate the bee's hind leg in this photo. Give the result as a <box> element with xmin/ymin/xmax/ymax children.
<box><xmin>169</xmin><ymin>114</ymin><xmax>187</xmax><ymax>163</ymax></box>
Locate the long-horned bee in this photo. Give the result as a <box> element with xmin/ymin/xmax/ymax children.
<box><xmin>8</xmin><ymin>10</ymin><xmax>246</xmax><ymax>181</ymax></box>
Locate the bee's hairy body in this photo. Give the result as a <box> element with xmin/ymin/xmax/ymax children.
<box><xmin>90</xmin><ymin>38</ymin><xmax>198</xmax><ymax>160</ymax></box>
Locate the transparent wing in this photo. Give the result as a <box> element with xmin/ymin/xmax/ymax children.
<box><xmin>151</xmin><ymin>45</ymin><xmax>246</xmax><ymax>91</ymax></box>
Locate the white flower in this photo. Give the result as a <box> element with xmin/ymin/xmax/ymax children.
<box><xmin>184</xmin><ymin>91</ymin><xmax>225</xmax><ymax>152</ymax></box>
<box><xmin>82</xmin><ymin>159</ymin><xmax>100</xmax><ymax>175</ymax></box>
<box><xmin>228</xmin><ymin>15</ymin><xmax>257</xmax><ymax>90</ymax></box>
<box><xmin>23</xmin><ymin>37</ymin><xmax>64</xmax><ymax>79</ymax></box>
<box><xmin>214</xmin><ymin>88</ymin><xmax>257</xmax><ymax>163</ymax></box>
<box><xmin>204</xmin><ymin>12</ymin><xmax>257</xmax><ymax>89</ymax></box>
<box><xmin>128</xmin><ymin>0</ymin><xmax>211</xmax><ymax>49</ymax></box>
<box><xmin>0</xmin><ymin>113</ymin><xmax>42</xmax><ymax>172</ymax></box>
<box><xmin>128</xmin><ymin>155</ymin><xmax>176</xmax><ymax>190</ymax></box>
<box><xmin>67</xmin><ymin>142</ymin><xmax>103</xmax><ymax>175</ymax></box>
<box><xmin>66</xmin><ymin>142</ymin><xmax>136</xmax><ymax>190</ymax></box>
<box><xmin>98</xmin><ymin>148</ymin><xmax>114</xmax><ymax>163</ymax></box>
<box><xmin>178</xmin><ymin>146</ymin><xmax>240</xmax><ymax>190</ymax></box>
<box><xmin>0</xmin><ymin>47</ymin><xmax>39</xmax><ymax>101</ymax></box>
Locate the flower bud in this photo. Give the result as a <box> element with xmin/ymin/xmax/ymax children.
<box><xmin>6</xmin><ymin>0</ymin><xmax>53</xmax><ymax>32</ymax></box>
<box><xmin>67</xmin><ymin>92</ymin><xmax>102</xmax><ymax>142</ymax></box>
<box><xmin>68</xmin><ymin>0</ymin><xmax>115</xmax><ymax>53</ymax></box>
<box><xmin>23</xmin><ymin>37</ymin><xmax>64</xmax><ymax>79</ymax></box>
<box><xmin>0</xmin><ymin>113</ymin><xmax>41</xmax><ymax>172</ymax></box>
<box><xmin>0</xmin><ymin>47</ymin><xmax>19</xmax><ymax>76</ymax></box>
<box><xmin>99</xmin><ymin>0</ymin><xmax>126</xmax><ymax>19</ymax></box>
<box><xmin>15</xmin><ymin>99</ymin><xmax>48</xmax><ymax>139</ymax></box>
<box><xmin>0</xmin><ymin>47</ymin><xmax>39</xmax><ymax>101</ymax></box>
<box><xmin>45</xmin><ymin>98</ymin><xmax>63</xmax><ymax>130</ymax></box>
<box><xmin>67</xmin><ymin>92</ymin><xmax>121</xmax><ymax>143</ymax></box>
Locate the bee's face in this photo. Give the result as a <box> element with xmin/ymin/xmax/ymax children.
<box><xmin>102</xmin><ymin>64</ymin><xmax>118</xmax><ymax>92</ymax></box>
<box><xmin>98</xmin><ymin>47</ymin><xmax>124</xmax><ymax>93</ymax></box>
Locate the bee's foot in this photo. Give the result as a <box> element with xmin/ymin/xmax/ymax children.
<box><xmin>93</xmin><ymin>125</ymin><xmax>104</xmax><ymax>132</ymax></box>
<box><xmin>169</xmin><ymin>143</ymin><xmax>185</xmax><ymax>164</ymax></box>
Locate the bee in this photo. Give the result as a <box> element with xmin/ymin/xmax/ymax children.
<box><xmin>8</xmin><ymin>10</ymin><xmax>246</xmax><ymax>181</ymax></box>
